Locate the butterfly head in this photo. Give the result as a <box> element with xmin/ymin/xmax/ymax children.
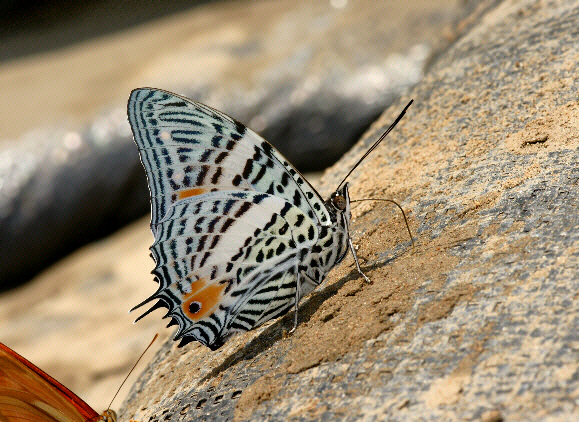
<box><xmin>98</xmin><ymin>410</ymin><xmax>118</xmax><ymax>422</ymax></box>
<box><xmin>329</xmin><ymin>183</ymin><xmax>352</xmax><ymax>226</ymax></box>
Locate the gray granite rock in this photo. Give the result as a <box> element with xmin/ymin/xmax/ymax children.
<box><xmin>118</xmin><ymin>0</ymin><xmax>579</xmax><ymax>420</ymax></box>
<box><xmin>0</xmin><ymin>111</ymin><xmax>147</xmax><ymax>288</ymax></box>
<box><xmin>0</xmin><ymin>0</ymin><xmax>465</xmax><ymax>286</ymax></box>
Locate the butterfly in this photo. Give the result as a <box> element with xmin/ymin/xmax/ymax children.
<box><xmin>0</xmin><ymin>342</ymin><xmax>117</xmax><ymax>422</ymax></box>
<box><xmin>128</xmin><ymin>88</ymin><xmax>412</xmax><ymax>350</ymax></box>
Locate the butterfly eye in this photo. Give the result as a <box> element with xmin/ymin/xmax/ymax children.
<box><xmin>332</xmin><ymin>195</ymin><xmax>347</xmax><ymax>210</ymax></box>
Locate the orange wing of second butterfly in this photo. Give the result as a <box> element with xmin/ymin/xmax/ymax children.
<box><xmin>0</xmin><ymin>342</ymin><xmax>109</xmax><ymax>422</ymax></box>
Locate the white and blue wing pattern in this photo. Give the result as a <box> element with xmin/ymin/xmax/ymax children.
<box><xmin>128</xmin><ymin>88</ymin><xmax>412</xmax><ymax>350</ymax></box>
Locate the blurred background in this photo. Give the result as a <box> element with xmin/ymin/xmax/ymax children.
<box><xmin>0</xmin><ymin>0</ymin><xmax>473</xmax><ymax>412</ymax></box>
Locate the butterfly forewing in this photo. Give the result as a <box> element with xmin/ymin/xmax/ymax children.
<box><xmin>0</xmin><ymin>343</ymin><xmax>102</xmax><ymax>422</ymax></box>
<box><xmin>128</xmin><ymin>88</ymin><xmax>331</xmax><ymax>230</ymax></box>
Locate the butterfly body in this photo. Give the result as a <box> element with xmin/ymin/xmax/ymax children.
<box><xmin>129</xmin><ymin>88</ymin><xmax>357</xmax><ymax>350</ymax></box>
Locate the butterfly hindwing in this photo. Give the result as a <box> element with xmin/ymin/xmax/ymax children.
<box><xmin>136</xmin><ymin>191</ymin><xmax>320</xmax><ymax>348</ymax></box>
<box><xmin>0</xmin><ymin>343</ymin><xmax>103</xmax><ymax>422</ymax></box>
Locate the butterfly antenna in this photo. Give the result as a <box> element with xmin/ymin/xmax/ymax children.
<box><xmin>351</xmin><ymin>198</ymin><xmax>415</xmax><ymax>253</ymax></box>
<box><xmin>337</xmin><ymin>99</ymin><xmax>413</xmax><ymax>191</ymax></box>
<box><xmin>106</xmin><ymin>334</ymin><xmax>159</xmax><ymax>412</ymax></box>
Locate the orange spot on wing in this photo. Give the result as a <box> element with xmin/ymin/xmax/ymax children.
<box><xmin>178</xmin><ymin>188</ymin><xmax>207</xmax><ymax>200</ymax></box>
<box><xmin>182</xmin><ymin>278</ymin><xmax>227</xmax><ymax>321</ymax></box>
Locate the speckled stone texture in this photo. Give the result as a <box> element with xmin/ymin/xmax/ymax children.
<box><xmin>119</xmin><ymin>0</ymin><xmax>578</xmax><ymax>420</ymax></box>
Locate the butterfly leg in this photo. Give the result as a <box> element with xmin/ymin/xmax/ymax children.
<box><xmin>288</xmin><ymin>283</ymin><xmax>300</xmax><ymax>334</ymax></box>
<box><xmin>348</xmin><ymin>238</ymin><xmax>372</xmax><ymax>284</ymax></box>
<box><xmin>289</xmin><ymin>303</ymin><xmax>299</xmax><ymax>334</ymax></box>
<box><xmin>288</xmin><ymin>270</ymin><xmax>312</xmax><ymax>334</ymax></box>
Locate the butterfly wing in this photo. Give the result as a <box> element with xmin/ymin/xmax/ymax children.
<box><xmin>128</xmin><ymin>88</ymin><xmax>335</xmax><ymax>348</ymax></box>
<box><xmin>140</xmin><ymin>190</ymin><xmax>322</xmax><ymax>349</ymax></box>
<box><xmin>0</xmin><ymin>342</ymin><xmax>100</xmax><ymax>422</ymax></box>
<box><xmin>128</xmin><ymin>88</ymin><xmax>332</xmax><ymax>234</ymax></box>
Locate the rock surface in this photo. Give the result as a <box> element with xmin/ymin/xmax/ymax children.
<box><xmin>118</xmin><ymin>0</ymin><xmax>579</xmax><ymax>420</ymax></box>
<box><xmin>0</xmin><ymin>0</ymin><xmax>468</xmax><ymax>413</ymax></box>
<box><xmin>0</xmin><ymin>0</ymin><xmax>464</xmax><ymax>286</ymax></box>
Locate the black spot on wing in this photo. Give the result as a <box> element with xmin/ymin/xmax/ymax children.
<box><xmin>295</xmin><ymin>214</ymin><xmax>305</xmax><ymax>227</ymax></box>
<box><xmin>276</xmin><ymin>243</ymin><xmax>286</xmax><ymax>255</ymax></box>
<box><xmin>215</xmin><ymin>151</ymin><xmax>228</xmax><ymax>163</ymax></box>
<box><xmin>260</xmin><ymin>141</ymin><xmax>274</xmax><ymax>157</ymax></box>
<box><xmin>242</xmin><ymin>159</ymin><xmax>253</xmax><ymax>179</ymax></box>
<box><xmin>210</xmin><ymin>235</ymin><xmax>220</xmax><ymax>249</ymax></box>
<box><xmin>233</xmin><ymin>121</ymin><xmax>247</xmax><ymax>138</ymax></box>
<box><xmin>293</xmin><ymin>190</ymin><xmax>302</xmax><ymax>207</ymax></box>
<box><xmin>197</xmin><ymin>235</ymin><xmax>208</xmax><ymax>252</ymax></box>
<box><xmin>280</xmin><ymin>172</ymin><xmax>290</xmax><ymax>187</ymax></box>
<box><xmin>256</xmin><ymin>250</ymin><xmax>264</xmax><ymax>262</ymax></box>
<box><xmin>200</xmin><ymin>149</ymin><xmax>212</xmax><ymax>162</ymax></box>
<box><xmin>194</xmin><ymin>217</ymin><xmax>206</xmax><ymax>234</ymax></box>
<box><xmin>196</xmin><ymin>165</ymin><xmax>210</xmax><ymax>185</ymax></box>
<box><xmin>221</xmin><ymin>218</ymin><xmax>234</xmax><ymax>232</ymax></box>
<box><xmin>211</xmin><ymin>167</ymin><xmax>223</xmax><ymax>184</ymax></box>
<box><xmin>234</xmin><ymin>202</ymin><xmax>252</xmax><ymax>218</ymax></box>
<box><xmin>308</xmin><ymin>225</ymin><xmax>315</xmax><ymax>240</ymax></box>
